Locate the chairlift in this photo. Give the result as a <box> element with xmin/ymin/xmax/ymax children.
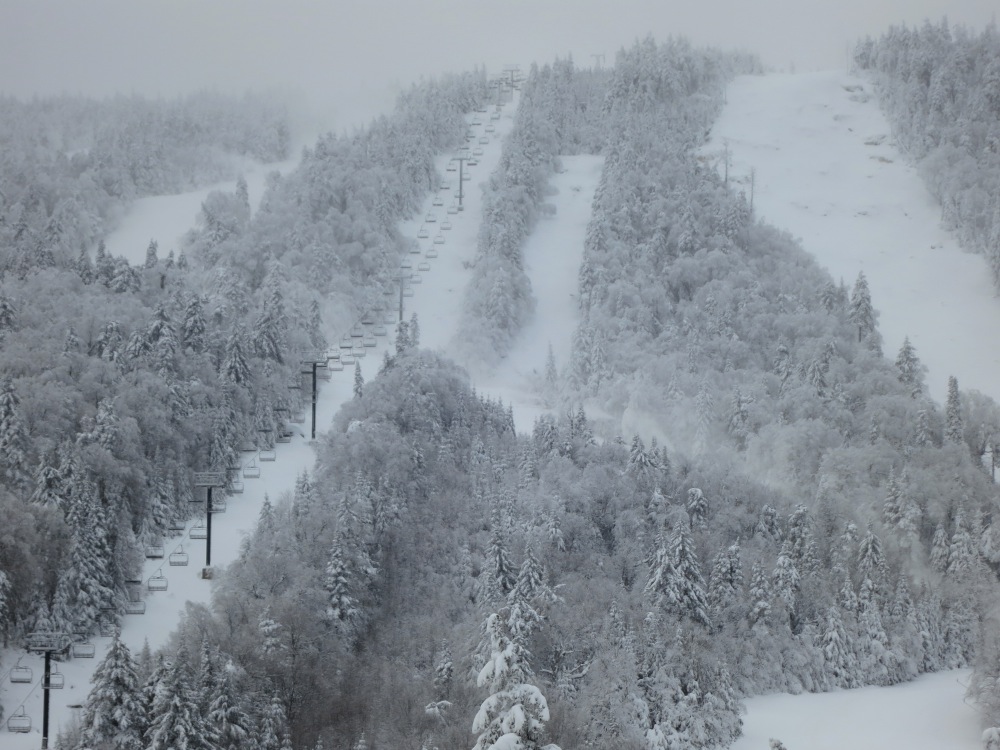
<box><xmin>148</xmin><ymin>572</ymin><xmax>168</xmax><ymax>592</ymax></box>
<box><xmin>168</xmin><ymin>519</ymin><xmax>185</xmax><ymax>533</ymax></box>
<box><xmin>260</xmin><ymin>449</ymin><xmax>276</xmax><ymax>461</ymax></box>
<box><xmin>329</xmin><ymin>359</ymin><xmax>344</xmax><ymax>372</ymax></box>
<box><xmin>441</xmin><ymin>220</ymin><xmax>452</xmax><ymax>230</ymax></box>
<box><xmin>125</xmin><ymin>600</ymin><xmax>146</xmax><ymax>615</ymax></box>
<box><xmin>479</xmin><ymin>136</ymin><xmax>489</xmax><ymax>145</ymax></box>
<box><xmin>434</xmin><ymin>234</ymin><xmax>446</xmax><ymax>245</ymax></box>
<box><xmin>382</xmin><ymin>311</ymin><xmax>396</xmax><ymax>325</ymax></box>
<box><xmin>486</xmin><ymin>124</ymin><xmax>496</xmax><ymax>133</ymax></box>
<box><xmin>342</xmin><ymin>352</ymin><xmax>356</xmax><ymax>366</ymax></box>
<box><xmin>276</xmin><ymin>432</ymin><xmax>292</xmax><ymax>443</ymax></box>
<box><xmin>169</xmin><ymin>547</ymin><xmax>190</xmax><ymax>566</ymax></box>
<box><xmin>44</xmin><ymin>669</ymin><xmax>65</xmax><ymax>689</ymax></box>
<box><xmin>351</xmin><ymin>324</ymin><xmax>364</xmax><ymax>338</ymax></box>
<box><xmin>440</xmin><ymin>181</ymin><xmax>450</xmax><ymax>190</ymax></box>
<box><xmin>424</xmin><ymin>213</ymin><xmax>436</xmax><ymax>223</ymax></box>
<box><xmin>418</xmin><ymin>261</ymin><xmax>431</xmax><ymax>272</ymax></box>
<box><xmin>403</xmin><ymin>287</ymin><xmax>415</xmax><ymax>298</ymax></box>
<box><xmin>145</xmin><ymin>545</ymin><xmax>164</xmax><ymax>559</ymax></box>
<box><xmin>352</xmin><ymin>344</ymin><xmax>366</xmax><ymax>357</ymax></box>
<box><xmin>433</xmin><ymin>195</ymin><xmax>444</xmax><ymax>206</ymax></box>
<box><xmin>410</xmin><ymin>274</ymin><xmax>422</xmax><ymax>285</ymax></box>
<box><xmin>417</xmin><ymin>227</ymin><xmax>429</xmax><ymax>239</ymax></box>
<box><xmin>363</xmin><ymin>332</ymin><xmax>377</xmax><ymax>347</ymax></box>
<box><xmin>427</xmin><ymin>248</ymin><xmax>439</xmax><ymax>259</ymax></box>
<box><xmin>467</xmin><ymin>158</ymin><xmax>478</xmax><ymax>167</ymax></box>
<box><xmin>473</xmin><ymin>147</ymin><xmax>484</xmax><ymax>156</ymax></box>
<box><xmin>374</xmin><ymin>324</ymin><xmax>388</xmax><ymax>336</ymax></box>
<box><xmin>401</xmin><ymin>258</ymin><xmax>413</xmax><ymax>270</ymax></box>
<box><xmin>462</xmin><ymin>172</ymin><xmax>471</xmax><ymax>181</ymax></box>
<box><xmin>447</xmin><ymin>204</ymin><xmax>458</xmax><ymax>215</ymax></box>
<box><xmin>190</xmin><ymin>523</ymin><xmax>208</xmax><ymax>540</ymax></box>
<box><xmin>10</xmin><ymin>662</ymin><xmax>32</xmax><ymax>684</ymax></box>
<box><xmin>360</xmin><ymin>312</ymin><xmax>375</xmax><ymax>326</ymax></box>
<box><xmin>446</xmin><ymin>162</ymin><xmax>457</xmax><ymax>172</ymax></box>
<box><xmin>472</xmin><ymin>118</ymin><xmax>482</xmax><ymax>126</ymax></box>
<box><xmin>7</xmin><ymin>707</ymin><xmax>31</xmax><ymax>733</ymax></box>
<box><xmin>226</xmin><ymin>482</ymin><xmax>241</xmax><ymax>498</ymax></box>
<box><xmin>317</xmin><ymin>367</ymin><xmax>332</xmax><ymax>380</ymax></box>
<box><xmin>243</xmin><ymin>462</ymin><xmax>260</xmax><ymax>479</ymax></box>
<box><xmin>72</xmin><ymin>640</ymin><xmax>96</xmax><ymax>658</ymax></box>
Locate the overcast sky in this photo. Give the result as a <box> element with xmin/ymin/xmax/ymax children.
<box><xmin>1</xmin><ymin>0</ymin><xmax>996</xmax><ymax>134</ymax></box>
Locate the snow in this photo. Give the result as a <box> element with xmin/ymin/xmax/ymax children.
<box><xmin>103</xmin><ymin>155</ymin><xmax>298</xmax><ymax>265</ymax></box>
<box><xmin>707</xmin><ymin>70</ymin><xmax>1000</xmax><ymax>407</ymax></box>
<box><xmin>466</xmin><ymin>156</ymin><xmax>604</xmax><ymax>433</ymax></box>
<box><xmin>709</xmin><ymin>69</ymin><xmax>1000</xmax><ymax>749</ymax></box>
<box><xmin>733</xmin><ymin>669</ymin><xmax>983</xmax><ymax>750</ymax></box>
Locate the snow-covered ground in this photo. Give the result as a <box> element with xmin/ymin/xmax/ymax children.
<box><xmin>707</xmin><ymin>70</ymin><xmax>1000</xmax><ymax>407</ymax></box>
<box><xmin>709</xmin><ymin>70</ymin><xmax>997</xmax><ymax>749</ymax></box>
<box><xmin>467</xmin><ymin>156</ymin><xmax>604</xmax><ymax>433</ymax></box>
<box><xmin>103</xmin><ymin>155</ymin><xmax>299</xmax><ymax>265</ymax></box>
<box><xmin>732</xmin><ymin>669</ymin><xmax>982</xmax><ymax>750</ymax></box>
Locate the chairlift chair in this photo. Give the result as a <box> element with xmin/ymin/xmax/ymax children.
<box><xmin>447</xmin><ymin>204</ymin><xmax>458</xmax><ymax>215</ymax></box>
<box><xmin>169</xmin><ymin>548</ymin><xmax>189</xmax><ymax>566</ymax></box>
<box><xmin>427</xmin><ymin>248</ymin><xmax>439</xmax><ymax>259</ymax></box>
<box><xmin>424</xmin><ymin>212</ymin><xmax>436</xmax><ymax>223</ymax></box>
<box><xmin>260</xmin><ymin>449</ymin><xmax>276</xmax><ymax>461</ymax></box>
<box><xmin>434</xmin><ymin>234</ymin><xmax>446</xmax><ymax>245</ymax></box>
<box><xmin>190</xmin><ymin>523</ymin><xmax>208</xmax><ymax>540</ymax></box>
<box><xmin>417</xmin><ymin>227</ymin><xmax>429</xmax><ymax>239</ymax></box>
<box><xmin>317</xmin><ymin>367</ymin><xmax>332</xmax><ymax>380</ymax></box>
<box><xmin>473</xmin><ymin>147</ymin><xmax>484</xmax><ymax>156</ymax></box>
<box><xmin>403</xmin><ymin>287</ymin><xmax>415</xmax><ymax>298</ymax></box>
<box><xmin>401</xmin><ymin>258</ymin><xmax>413</xmax><ymax>270</ymax></box>
<box><xmin>467</xmin><ymin>158</ymin><xmax>478</xmax><ymax>167</ymax></box>
<box><xmin>225</xmin><ymin>483</ymin><xmax>241</xmax><ymax>498</ymax></box>
<box><xmin>168</xmin><ymin>519</ymin><xmax>185</xmax><ymax>533</ymax></box>
<box><xmin>145</xmin><ymin>545</ymin><xmax>164</xmax><ymax>559</ymax></box>
<box><xmin>446</xmin><ymin>162</ymin><xmax>457</xmax><ymax>172</ymax></box>
<box><xmin>439</xmin><ymin>181</ymin><xmax>450</xmax><ymax>190</ymax></box>
<box><xmin>72</xmin><ymin>640</ymin><xmax>96</xmax><ymax>658</ymax></box>
<box><xmin>125</xmin><ymin>600</ymin><xmax>146</xmax><ymax>615</ymax></box>
<box><xmin>382</xmin><ymin>311</ymin><xmax>396</xmax><ymax>325</ymax></box>
<box><xmin>7</xmin><ymin>707</ymin><xmax>31</xmax><ymax>733</ymax></box>
<box><xmin>409</xmin><ymin>273</ymin><xmax>422</xmax><ymax>285</ymax></box>
<box><xmin>10</xmin><ymin>663</ymin><xmax>32</xmax><ymax>684</ymax></box>
<box><xmin>479</xmin><ymin>136</ymin><xmax>489</xmax><ymax>145</ymax></box>
<box><xmin>441</xmin><ymin>220</ymin><xmax>452</xmax><ymax>230</ymax></box>
<box><xmin>363</xmin><ymin>332</ymin><xmax>377</xmax><ymax>347</ymax></box>
<box><xmin>352</xmin><ymin>344</ymin><xmax>366</xmax><ymax>357</ymax></box>
<box><xmin>433</xmin><ymin>195</ymin><xmax>444</xmax><ymax>206</ymax></box>
<box><xmin>462</xmin><ymin>172</ymin><xmax>472</xmax><ymax>181</ymax></box>
<box><xmin>329</xmin><ymin>359</ymin><xmax>344</xmax><ymax>372</ymax></box>
<box><xmin>351</xmin><ymin>324</ymin><xmax>364</xmax><ymax>338</ymax></box>
<box><xmin>148</xmin><ymin>572</ymin><xmax>168</xmax><ymax>592</ymax></box>
<box><xmin>243</xmin><ymin>462</ymin><xmax>261</xmax><ymax>479</ymax></box>
<box><xmin>374</xmin><ymin>324</ymin><xmax>388</xmax><ymax>336</ymax></box>
<box><xmin>44</xmin><ymin>669</ymin><xmax>65</xmax><ymax>689</ymax></box>
<box><xmin>472</xmin><ymin>118</ymin><xmax>482</xmax><ymax>126</ymax></box>
<box><xmin>418</xmin><ymin>261</ymin><xmax>431</xmax><ymax>272</ymax></box>
<box><xmin>486</xmin><ymin>124</ymin><xmax>496</xmax><ymax>133</ymax></box>
<box><xmin>341</xmin><ymin>353</ymin><xmax>356</xmax><ymax>366</ymax></box>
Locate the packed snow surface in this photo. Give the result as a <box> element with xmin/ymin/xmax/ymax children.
<box><xmin>710</xmin><ymin>70</ymin><xmax>995</xmax><ymax>748</ymax></box>
<box><xmin>708</xmin><ymin>70</ymin><xmax>1000</xmax><ymax>407</ymax></box>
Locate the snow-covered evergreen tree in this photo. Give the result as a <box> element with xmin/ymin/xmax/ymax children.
<box><xmin>78</xmin><ymin>631</ymin><xmax>146</xmax><ymax>750</ymax></box>
<box><xmin>945</xmin><ymin>375</ymin><xmax>963</xmax><ymax>444</ymax></box>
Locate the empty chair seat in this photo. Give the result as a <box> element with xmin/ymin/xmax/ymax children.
<box><xmin>243</xmin><ymin>464</ymin><xmax>260</xmax><ymax>478</ymax></box>
<box><xmin>72</xmin><ymin>641</ymin><xmax>96</xmax><ymax>658</ymax></box>
<box><xmin>341</xmin><ymin>353</ymin><xmax>356</xmax><ymax>365</ymax></box>
<box><xmin>374</xmin><ymin>324</ymin><xmax>388</xmax><ymax>336</ymax></box>
<box><xmin>447</xmin><ymin>205</ymin><xmax>458</xmax><ymax>214</ymax></box>
<box><xmin>329</xmin><ymin>359</ymin><xmax>344</xmax><ymax>371</ymax></box>
<box><xmin>190</xmin><ymin>524</ymin><xmax>207</xmax><ymax>540</ymax></box>
<box><xmin>427</xmin><ymin>248</ymin><xmax>439</xmax><ymax>259</ymax></box>
<box><xmin>433</xmin><ymin>195</ymin><xmax>444</xmax><ymax>206</ymax></box>
<box><xmin>441</xmin><ymin>221</ymin><xmax>452</xmax><ymax>230</ymax></box>
<box><xmin>169</xmin><ymin>549</ymin><xmax>189</xmax><ymax>566</ymax></box>
<box><xmin>424</xmin><ymin>213</ymin><xmax>436</xmax><ymax>223</ymax></box>
<box><xmin>145</xmin><ymin>545</ymin><xmax>164</xmax><ymax>559</ymax></box>
<box><xmin>125</xmin><ymin>600</ymin><xmax>147</xmax><ymax>615</ymax></box>
<box><xmin>148</xmin><ymin>574</ymin><xmax>168</xmax><ymax>592</ymax></box>
<box><xmin>418</xmin><ymin>261</ymin><xmax>431</xmax><ymax>272</ymax></box>
<box><xmin>7</xmin><ymin>708</ymin><xmax>30</xmax><ymax>733</ymax></box>
<box><xmin>403</xmin><ymin>287</ymin><xmax>415</xmax><ymax>298</ymax></box>
<box><xmin>434</xmin><ymin>234</ymin><xmax>445</xmax><ymax>245</ymax></box>
<box><xmin>44</xmin><ymin>671</ymin><xmax>65</xmax><ymax>689</ymax></box>
<box><xmin>417</xmin><ymin>226</ymin><xmax>429</xmax><ymax>238</ymax></box>
<box><xmin>10</xmin><ymin>665</ymin><xmax>32</xmax><ymax>683</ymax></box>
<box><xmin>168</xmin><ymin>520</ymin><xmax>185</xmax><ymax>532</ymax></box>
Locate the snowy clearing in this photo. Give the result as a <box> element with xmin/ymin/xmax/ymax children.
<box><xmin>707</xmin><ymin>70</ymin><xmax>1000</xmax><ymax>407</ymax></box>
<box><xmin>468</xmin><ymin>155</ymin><xmax>604</xmax><ymax>433</ymax></box>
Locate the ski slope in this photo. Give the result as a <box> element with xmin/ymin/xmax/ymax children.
<box><xmin>468</xmin><ymin>156</ymin><xmax>604</xmax><ymax>433</ymax></box>
<box><xmin>707</xmin><ymin>70</ymin><xmax>1000</xmax><ymax>407</ymax></box>
<box><xmin>709</xmin><ymin>70</ymin><xmax>994</xmax><ymax>749</ymax></box>
<box><xmin>0</xmin><ymin>97</ymin><xmax>520</xmax><ymax>748</ymax></box>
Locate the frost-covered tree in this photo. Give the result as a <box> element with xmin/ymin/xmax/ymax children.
<box><xmin>145</xmin><ymin>652</ymin><xmax>214</xmax><ymax>750</ymax></box>
<box><xmin>849</xmin><ymin>271</ymin><xmax>876</xmax><ymax>343</ymax></box>
<box><xmin>0</xmin><ymin>375</ymin><xmax>29</xmax><ymax>486</ymax></box>
<box><xmin>895</xmin><ymin>336</ymin><xmax>925</xmax><ymax>396</ymax></box>
<box><xmin>353</xmin><ymin>361</ymin><xmax>364</xmax><ymax>399</ymax></box>
<box><xmin>223</xmin><ymin>327</ymin><xmax>252</xmax><ymax>385</ymax></box>
<box><xmin>945</xmin><ymin>375</ymin><xmax>963</xmax><ymax>444</ymax></box>
<box><xmin>78</xmin><ymin>631</ymin><xmax>146</xmax><ymax>750</ymax></box>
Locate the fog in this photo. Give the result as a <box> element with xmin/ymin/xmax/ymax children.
<box><xmin>1</xmin><ymin>0</ymin><xmax>996</xmax><ymax>135</ymax></box>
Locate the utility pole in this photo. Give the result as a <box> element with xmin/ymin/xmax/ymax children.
<box><xmin>193</xmin><ymin>472</ymin><xmax>223</xmax><ymax>573</ymax></box>
<box><xmin>455</xmin><ymin>153</ymin><xmax>469</xmax><ymax>210</ymax></box>
<box><xmin>27</xmin><ymin>632</ymin><xmax>70</xmax><ymax>750</ymax></box>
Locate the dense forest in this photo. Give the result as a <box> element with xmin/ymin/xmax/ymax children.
<box><xmin>854</xmin><ymin>21</ymin><xmax>1000</xmax><ymax>285</ymax></box>
<box><xmin>5</xmin><ymin>25</ymin><xmax>1000</xmax><ymax>750</ymax></box>
<box><xmin>0</xmin><ymin>71</ymin><xmax>491</xmax><ymax>712</ymax></box>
